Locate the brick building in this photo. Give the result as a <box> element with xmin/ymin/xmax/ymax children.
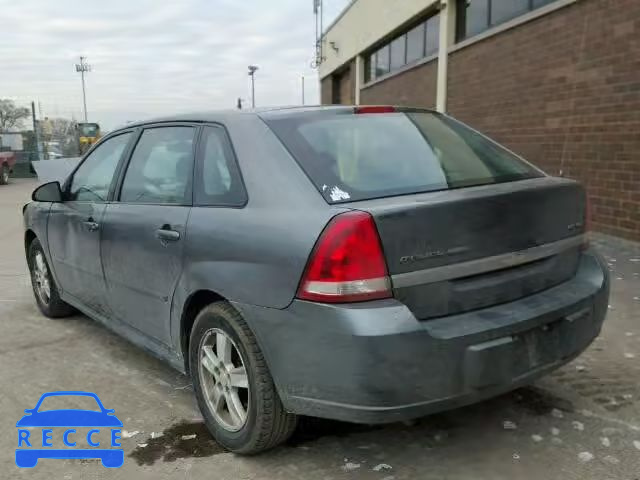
<box><xmin>319</xmin><ymin>0</ymin><xmax>640</xmax><ymax>241</ymax></box>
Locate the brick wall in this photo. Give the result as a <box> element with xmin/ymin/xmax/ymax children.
<box><xmin>339</xmin><ymin>64</ymin><xmax>355</xmax><ymax>104</ymax></box>
<box><xmin>320</xmin><ymin>76</ymin><xmax>332</xmax><ymax>105</ymax></box>
<box><xmin>361</xmin><ymin>59</ymin><xmax>438</xmax><ymax>108</ymax></box>
<box><xmin>447</xmin><ymin>0</ymin><xmax>640</xmax><ymax>241</ymax></box>
<box><xmin>320</xmin><ymin>61</ymin><xmax>355</xmax><ymax>105</ymax></box>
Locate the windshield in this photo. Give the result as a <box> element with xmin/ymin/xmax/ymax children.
<box><xmin>266</xmin><ymin>111</ymin><xmax>542</xmax><ymax>203</ymax></box>
<box><xmin>36</xmin><ymin>395</ymin><xmax>102</xmax><ymax>412</ymax></box>
<box><xmin>79</xmin><ymin>123</ymin><xmax>99</xmax><ymax>137</ymax></box>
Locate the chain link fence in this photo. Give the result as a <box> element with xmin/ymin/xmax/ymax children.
<box><xmin>0</xmin><ymin>97</ymin><xmax>85</xmax><ymax>178</ymax></box>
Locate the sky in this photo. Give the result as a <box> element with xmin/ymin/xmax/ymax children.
<box><xmin>0</xmin><ymin>0</ymin><xmax>350</xmax><ymax>130</ymax></box>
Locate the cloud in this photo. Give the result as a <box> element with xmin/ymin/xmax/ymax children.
<box><xmin>0</xmin><ymin>0</ymin><xmax>350</xmax><ymax>129</ymax></box>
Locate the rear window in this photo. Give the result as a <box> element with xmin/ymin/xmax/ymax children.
<box><xmin>265</xmin><ymin>111</ymin><xmax>542</xmax><ymax>203</ymax></box>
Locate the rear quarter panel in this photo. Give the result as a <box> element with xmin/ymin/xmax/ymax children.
<box><xmin>171</xmin><ymin>115</ymin><xmax>348</xmax><ymax>350</ymax></box>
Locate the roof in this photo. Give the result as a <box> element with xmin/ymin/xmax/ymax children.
<box><xmin>113</xmin><ymin>105</ymin><xmax>355</xmax><ymax>130</ymax></box>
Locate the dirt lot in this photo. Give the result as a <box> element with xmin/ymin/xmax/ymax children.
<box><xmin>1</xmin><ymin>178</ymin><xmax>639</xmax><ymax>479</ymax></box>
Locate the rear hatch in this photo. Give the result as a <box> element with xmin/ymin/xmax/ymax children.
<box><xmin>264</xmin><ymin>108</ymin><xmax>587</xmax><ymax>318</ymax></box>
<box><xmin>352</xmin><ymin>177</ymin><xmax>585</xmax><ymax>319</ymax></box>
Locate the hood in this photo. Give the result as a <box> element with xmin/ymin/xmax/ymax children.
<box><xmin>31</xmin><ymin>158</ymin><xmax>81</xmax><ymax>184</ymax></box>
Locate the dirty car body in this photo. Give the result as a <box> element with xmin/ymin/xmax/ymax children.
<box><xmin>23</xmin><ymin>106</ymin><xmax>609</xmax><ymax>441</ymax></box>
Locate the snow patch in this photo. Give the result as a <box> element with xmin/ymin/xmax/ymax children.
<box><xmin>577</xmin><ymin>451</ymin><xmax>594</xmax><ymax>463</ymax></box>
<box><xmin>531</xmin><ymin>434</ymin><xmax>543</xmax><ymax>443</ymax></box>
<box><xmin>603</xmin><ymin>455</ymin><xmax>620</xmax><ymax>465</ymax></box>
<box><xmin>121</xmin><ymin>430</ymin><xmax>140</xmax><ymax>439</ymax></box>
<box><xmin>341</xmin><ymin>462</ymin><xmax>361</xmax><ymax>472</ymax></box>
<box><xmin>572</xmin><ymin>421</ymin><xmax>585</xmax><ymax>431</ymax></box>
<box><xmin>372</xmin><ymin>464</ymin><xmax>393</xmax><ymax>472</ymax></box>
<box><xmin>551</xmin><ymin>408</ymin><xmax>564</xmax><ymax>419</ymax></box>
<box><xmin>600</xmin><ymin>437</ymin><xmax>611</xmax><ymax>447</ymax></box>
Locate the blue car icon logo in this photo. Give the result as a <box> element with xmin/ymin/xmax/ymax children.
<box><xmin>16</xmin><ymin>391</ymin><xmax>123</xmax><ymax>468</ymax></box>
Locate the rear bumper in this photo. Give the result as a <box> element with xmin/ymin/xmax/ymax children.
<box><xmin>234</xmin><ymin>249</ymin><xmax>609</xmax><ymax>424</ymax></box>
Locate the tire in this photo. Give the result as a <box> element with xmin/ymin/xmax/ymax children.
<box><xmin>0</xmin><ymin>164</ymin><xmax>9</xmax><ymax>185</ymax></box>
<box><xmin>189</xmin><ymin>302</ymin><xmax>297</xmax><ymax>454</ymax></box>
<box><xmin>27</xmin><ymin>238</ymin><xmax>75</xmax><ymax>318</ymax></box>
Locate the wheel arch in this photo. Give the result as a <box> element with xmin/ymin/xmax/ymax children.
<box><xmin>24</xmin><ymin>229</ymin><xmax>37</xmax><ymax>256</ymax></box>
<box><xmin>180</xmin><ymin>289</ymin><xmax>226</xmax><ymax>374</ymax></box>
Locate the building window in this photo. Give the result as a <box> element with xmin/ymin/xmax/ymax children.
<box><xmin>425</xmin><ymin>14</ymin><xmax>440</xmax><ymax>56</ymax></box>
<box><xmin>364</xmin><ymin>54</ymin><xmax>375</xmax><ymax>83</ymax></box>
<box><xmin>457</xmin><ymin>0</ymin><xmax>558</xmax><ymax>41</ymax></box>
<box><xmin>364</xmin><ymin>11</ymin><xmax>440</xmax><ymax>84</ymax></box>
<box><xmin>491</xmin><ymin>0</ymin><xmax>529</xmax><ymax>25</ymax></box>
<box><xmin>375</xmin><ymin>44</ymin><xmax>390</xmax><ymax>77</ymax></box>
<box><xmin>406</xmin><ymin>22</ymin><xmax>426</xmax><ymax>64</ymax></box>
<box><xmin>390</xmin><ymin>35</ymin><xmax>407</xmax><ymax>70</ymax></box>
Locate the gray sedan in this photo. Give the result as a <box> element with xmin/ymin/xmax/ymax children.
<box><xmin>23</xmin><ymin>106</ymin><xmax>609</xmax><ymax>453</ymax></box>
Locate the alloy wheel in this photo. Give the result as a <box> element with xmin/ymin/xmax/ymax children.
<box><xmin>199</xmin><ymin>328</ymin><xmax>250</xmax><ymax>432</ymax></box>
<box><xmin>32</xmin><ymin>251</ymin><xmax>51</xmax><ymax>305</ymax></box>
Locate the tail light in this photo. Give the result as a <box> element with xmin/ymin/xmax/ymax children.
<box><xmin>297</xmin><ymin>211</ymin><xmax>391</xmax><ymax>303</ymax></box>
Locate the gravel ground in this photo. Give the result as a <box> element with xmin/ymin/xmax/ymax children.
<box><xmin>1</xmin><ymin>178</ymin><xmax>638</xmax><ymax>479</ymax></box>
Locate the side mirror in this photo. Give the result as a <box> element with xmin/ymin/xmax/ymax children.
<box><xmin>32</xmin><ymin>181</ymin><xmax>64</xmax><ymax>203</ymax></box>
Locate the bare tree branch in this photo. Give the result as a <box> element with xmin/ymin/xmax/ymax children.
<box><xmin>0</xmin><ymin>99</ymin><xmax>31</xmax><ymax>131</ymax></box>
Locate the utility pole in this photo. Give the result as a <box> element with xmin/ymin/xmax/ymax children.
<box><xmin>31</xmin><ymin>102</ymin><xmax>41</xmax><ymax>161</ymax></box>
<box><xmin>248</xmin><ymin>65</ymin><xmax>258</xmax><ymax>108</ymax></box>
<box><xmin>75</xmin><ymin>56</ymin><xmax>91</xmax><ymax>122</ymax></box>
<box><xmin>302</xmin><ymin>76</ymin><xmax>305</xmax><ymax>105</ymax></box>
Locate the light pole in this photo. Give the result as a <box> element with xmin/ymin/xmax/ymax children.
<box><xmin>301</xmin><ymin>75</ymin><xmax>305</xmax><ymax>105</ymax></box>
<box><xmin>248</xmin><ymin>65</ymin><xmax>258</xmax><ymax>108</ymax></box>
<box><xmin>75</xmin><ymin>56</ymin><xmax>91</xmax><ymax>122</ymax></box>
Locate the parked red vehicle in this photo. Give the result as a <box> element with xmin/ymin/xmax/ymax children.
<box><xmin>0</xmin><ymin>152</ymin><xmax>16</xmax><ymax>185</ymax></box>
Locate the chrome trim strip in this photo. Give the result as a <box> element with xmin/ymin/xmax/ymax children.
<box><xmin>391</xmin><ymin>235</ymin><xmax>585</xmax><ymax>288</ymax></box>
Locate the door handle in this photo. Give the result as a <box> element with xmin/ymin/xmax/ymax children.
<box><xmin>156</xmin><ymin>227</ymin><xmax>181</xmax><ymax>242</ymax></box>
<box><xmin>83</xmin><ymin>218</ymin><xmax>99</xmax><ymax>231</ymax></box>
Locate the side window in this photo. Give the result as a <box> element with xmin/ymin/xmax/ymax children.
<box><xmin>69</xmin><ymin>132</ymin><xmax>132</xmax><ymax>201</ymax></box>
<box><xmin>119</xmin><ymin>126</ymin><xmax>195</xmax><ymax>204</ymax></box>
<box><xmin>195</xmin><ymin>126</ymin><xmax>247</xmax><ymax>206</ymax></box>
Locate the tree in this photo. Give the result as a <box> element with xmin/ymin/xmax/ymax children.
<box><xmin>0</xmin><ymin>99</ymin><xmax>30</xmax><ymax>131</ymax></box>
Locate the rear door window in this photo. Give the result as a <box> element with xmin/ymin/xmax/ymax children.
<box><xmin>265</xmin><ymin>111</ymin><xmax>541</xmax><ymax>203</ymax></box>
<box><xmin>194</xmin><ymin>126</ymin><xmax>247</xmax><ymax>206</ymax></box>
<box><xmin>119</xmin><ymin>126</ymin><xmax>195</xmax><ymax>204</ymax></box>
